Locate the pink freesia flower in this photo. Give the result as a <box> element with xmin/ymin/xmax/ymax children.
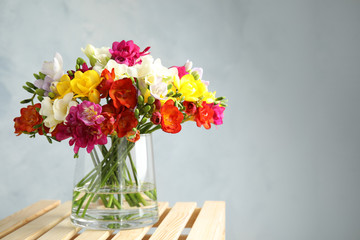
<box><xmin>212</xmin><ymin>104</ymin><xmax>225</xmax><ymax>125</ymax></box>
<box><xmin>56</xmin><ymin>101</ymin><xmax>107</xmax><ymax>153</ymax></box>
<box><xmin>76</xmin><ymin>101</ymin><xmax>105</xmax><ymax>126</ymax></box>
<box><xmin>172</xmin><ymin>66</ymin><xmax>188</xmax><ymax>79</ymax></box>
<box><xmin>109</xmin><ymin>40</ymin><xmax>150</xmax><ymax>66</ymax></box>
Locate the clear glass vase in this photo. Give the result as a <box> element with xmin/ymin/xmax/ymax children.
<box><xmin>70</xmin><ymin>134</ymin><xmax>158</xmax><ymax>230</ymax></box>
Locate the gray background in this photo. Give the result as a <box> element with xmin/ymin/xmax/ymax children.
<box><xmin>1</xmin><ymin>0</ymin><xmax>360</xmax><ymax>239</ymax></box>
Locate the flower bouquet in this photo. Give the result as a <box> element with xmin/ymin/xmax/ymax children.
<box><xmin>14</xmin><ymin>40</ymin><xmax>227</xmax><ymax>229</ymax></box>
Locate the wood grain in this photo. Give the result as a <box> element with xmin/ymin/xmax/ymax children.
<box><xmin>0</xmin><ymin>200</ymin><xmax>60</xmax><ymax>238</ymax></box>
<box><xmin>2</xmin><ymin>201</ymin><xmax>72</xmax><ymax>240</ymax></box>
<box><xmin>37</xmin><ymin>217</ymin><xmax>81</xmax><ymax>240</ymax></box>
<box><xmin>112</xmin><ymin>202</ymin><xmax>169</xmax><ymax>240</ymax></box>
<box><xmin>149</xmin><ymin>202</ymin><xmax>196</xmax><ymax>240</ymax></box>
<box><xmin>186</xmin><ymin>201</ymin><xmax>226</xmax><ymax>240</ymax></box>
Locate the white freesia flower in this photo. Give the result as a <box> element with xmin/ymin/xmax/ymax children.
<box><xmin>41</xmin><ymin>52</ymin><xmax>64</xmax><ymax>81</ymax></box>
<box><xmin>149</xmin><ymin>77</ymin><xmax>168</xmax><ymax>100</ymax></box>
<box><xmin>104</xmin><ymin>60</ymin><xmax>138</xmax><ymax>79</ymax></box>
<box><xmin>82</xmin><ymin>44</ymin><xmax>111</xmax><ymax>74</ymax></box>
<box><xmin>39</xmin><ymin>93</ymin><xmax>77</xmax><ymax>132</ymax></box>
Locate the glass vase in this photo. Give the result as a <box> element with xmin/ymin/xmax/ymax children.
<box><xmin>70</xmin><ymin>134</ymin><xmax>159</xmax><ymax>230</ymax></box>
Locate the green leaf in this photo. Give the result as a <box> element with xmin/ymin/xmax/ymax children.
<box><xmin>38</xmin><ymin>72</ymin><xmax>46</xmax><ymax>79</ymax></box>
<box><xmin>23</xmin><ymin>86</ymin><xmax>35</xmax><ymax>93</ymax></box>
<box><xmin>33</xmin><ymin>73</ymin><xmax>41</xmax><ymax>79</ymax></box>
<box><xmin>26</xmin><ymin>81</ymin><xmax>36</xmax><ymax>89</ymax></box>
<box><xmin>20</xmin><ymin>99</ymin><xmax>32</xmax><ymax>104</ymax></box>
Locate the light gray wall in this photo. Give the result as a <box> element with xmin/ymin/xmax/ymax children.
<box><xmin>1</xmin><ymin>0</ymin><xmax>360</xmax><ymax>239</ymax></box>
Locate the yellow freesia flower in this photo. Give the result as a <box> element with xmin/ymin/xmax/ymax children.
<box><xmin>55</xmin><ymin>74</ymin><xmax>72</xmax><ymax>98</ymax></box>
<box><xmin>174</xmin><ymin>74</ymin><xmax>207</xmax><ymax>102</ymax></box>
<box><xmin>203</xmin><ymin>91</ymin><xmax>216</xmax><ymax>103</ymax></box>
<box><xmin>70</xmin><ymin>70</ymin><xmax>101</xmax><ymax>99</ymax></box>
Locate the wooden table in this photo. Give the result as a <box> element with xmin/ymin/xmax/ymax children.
<box><xmin>0</xmin><ymin>200</ymin><xmax>225</xmax><ymax>240</ymax></box>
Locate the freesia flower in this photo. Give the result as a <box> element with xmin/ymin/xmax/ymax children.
<box><xmin>34</xmin><ymin>52</ymin><xmax>64</xmax><ymax>96</ymax></box>
<box><xmin>160</xmin><ymin>99</ymin><xmax>184</xmax><ymax>133</ymax></box>
<box><xmin>174</xmin><ymin>74</ymin><xmax>207</xmax><ymax>102</ymax></box>
<box><xmin>115</xmin><ymin>109</ymin><xmax>138</xmax><ymax>138</ymax></box>
<box><xmin>104</xmin><ymin>60</ymin><xmax>137</xmax><ymax>79</ymax></box>
<box><xmin>14</xmin><ymin>103</ymin><xmax>44</xmax><ymax>135</ymax></box>
<box><xmin>82</xmin><ymin>44</ymin><xmax>111</xmax><ymax>74</ymax></box>
<box><xmin>110</xmin><ymin>40</ymin><xmax>150</xmax><ymax>66</ymax></box>
<box><xmin>150</xmin><ymin>111</ymin><xmax>161</xmax><ymax>125</ymax></box>
<box><xmin>76</xmin><ymin>101</ymin><xmax>105</xmax><ymax>126</ymax></box>
<box><xmin>183</xmin><ymin>101</ymin><xmax>197</xmax><ymax>116</ymax></box>
<box><xmin>109</xmin><ymin>78</ymin><xmax>138</xmax><ymax>109</ymax></box>
<box><xmin>126</xmin><ymin>129</ymin><xmax>140</xmax><ymax>143</ymax></box>
<box><xmin>40</xmin><ymin>92</ymin><xmax>77</xmax><ymax>131</ymax></box>
<box><xmin>55</xmin><ymin>101</ymin><xmax>107</xmax><ymax>153</ymax></box>
<box><xmin>34</xmin><ymin>76</ymin><xmax>53</xmax><ymax>96</ymax></box>
<box><xmin>70</xmin><ymin>70</ymin><xmax>101</xmax><ymax>102</ymax></box>
<box><xmin>41</xmin><ymin>52</ymin><xmax>64</xmax><ymax>81</ymax></box>
<box><xmin>100</xmin><ymin>112</ymin><xmax>115</xmax><ymax>135</ymax></box>
<box><xmin>97</xmin><ymin>68</ymin><xmax>115</xmax><ymax>98</ymax></box>
<box><xmin>212</xmin><ymin>104</ymin><xmax>225</xmax><ymax>125</ymax></box>
<box><xmin>55</xmin><ymin>74</ymin><xmax>72</xmax><ymax>98</ymax></box>
<box><xmin>195</xmin><ymin>101</ymin><xmax>214</xmax><ymax>129</ymax></box>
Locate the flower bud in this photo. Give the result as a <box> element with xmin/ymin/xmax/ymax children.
<box><xmin>191</xmin><ymin>71</ymin><xmax>200</xmax><ymax>80</ymax></box>
<box><xmin>35</xmin><ymin>88</ymin><xmax>45</xmax><ymax>96</ymax></box>
<box><xmin>185</xmin><ymin>60</ymin><xmax>193</xmax><ymax>72</ymax></box>
<box><xmin>138</xmin><ymin>95</ymin><xmax>144</xmax><ymax>105</ymax></box>
<box><xmin>48</xmin><ymin>92</ymin><xmax>55</xmax><ymax>99</ymax></box>
<box><xmin>143</xmin><ymin>105</ymin><xmax>151</xmax><ymax>113</ymax></box>
<box><xmin>154</xmin><ymin>99</ymin><xmax>161</xmax><ymax>110</ymax></box>
<box><xmin>140</xmin><ymin>117</ymin><xmax>148</xmax><ymax>124</ymax></box>
<box><xmin>166</xmin><ymin>91</ymin><xmax>174</xmax><ymax>97</ymax></box>
<box><xmin>147</xmin><ymin>96</ymin><xmax>155</xmax><ymax>105</ymax></box>
<box><xmin>150</xmin><ymin>112</ymin><xmax>161</xmax><ymax>125</ymax></box>
<box><xmin>134</xmin><ymin>108</ymin><xmax>140</xmax><ymax>119</ymax></box>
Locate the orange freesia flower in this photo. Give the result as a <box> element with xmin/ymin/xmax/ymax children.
<box><xmin>195</xmin><ymin>101</ymin><xmax>214</xmax><ymax>129</ymax></box>
<box><xmin>109</xmin><ymin>78</ymin><xmax>137</xmax><ymax>109</ymax></box>
<box><xmin>14</xmin><ymin>103</ymin><xmax>43</xmax><ymax>135</ymax></box>
<box><xmin>160</xmin><ymin>99</ymin><xmax>184</xmax><ymax>133</ymax></box>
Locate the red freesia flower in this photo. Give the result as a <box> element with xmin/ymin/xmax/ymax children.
<box><xmin>100</xmin><ymin>112</ymin><xmax>115</xmax><ymax>135</ymax></box>
<box><xmin>109</xmin><ymin>78</ymin><xmax>138</xmax><ymax>109</ymax></box>
<box><xmin>160</xmin><ymin>99</ymin><xmax>184</xmax><ymax>133</ymax></box>
<box><xmin>14</xmin><ymin>103</ymin><xmax>43</xmax><ymax>135</ymax></box>
<box><xmin>98</xmin><ymin>68</ymin><xmax>115</xmax><ymax>98</ymax></box>
<box><xmin>183</xmin><ymin>101</ymin><xmax>197</xmax><ymax>116</ymax></box>
<box><xmin>115</xmin><ymin>109</ymin><xmax>138</xmax><ymax>138</ymax></box>
<box><xmin>126</xmin><ymin>129</ymin><xmax>140</xmax><ymax>143</ymax></box>
<box><xmin>195</xmin><ymin>101</ymin><xmax>214</xmax><ymax>129</ymax></box>
<box><xmin>150</xmin><ymin>111</ymin><xmax>162</xmax><ymax>125</ymax></box>
<box><xmin>109</xmin><ymin>40</ymin><xmax>150</xmax><ymax>66</ymax></box>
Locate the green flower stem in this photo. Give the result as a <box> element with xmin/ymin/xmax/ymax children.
<box><xmin>81</xmin><ymin>193</ymin><xmax>95</xmax><ymax>217</ymax></box>
<box><xmin>135</xmin><ymin>193</ymin><xmax>148</xmax><ymax>206</ymax></box>
<box><xmin>128</xmin><ymin>153</ymin><xmax>138</xmax><ymax>185</ymax></box>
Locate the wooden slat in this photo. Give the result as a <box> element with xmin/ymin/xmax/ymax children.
<box><xmin>37</xmin><ymin>217</ymin><xmax>81</xmax><ymax>240</ymax></box>
<box><xmin>112</xmin><ymin>202</ymin><xmax>169</xmax><ymax>240</ymax></box>
<box><xmin>186</xmin><ymin>201</ymin><xmax>225</xmax><ymax>240</ymax></box>
<box><xmin>149</xmin><ymin>202</ymin><xmax>196</xmax><ymax>240</ymax></box>
<box><xmin>0</xmin><ymin>200</ymin><xmax>60</xmax><ymax>238</ymax></box>
<box><xmin>2</xmin><ymin>201</ymin><xmax>72</xmax><ymax>240</ymax></box>
<box><xmin>185</xmin><ymin>208</ymin><xmax>201</xmax><ymax>228</ymax></box>
<box><xmin>73</xmin><ymin>229</ymin><xmax>113</xmax><ymax>240</ymax></box>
